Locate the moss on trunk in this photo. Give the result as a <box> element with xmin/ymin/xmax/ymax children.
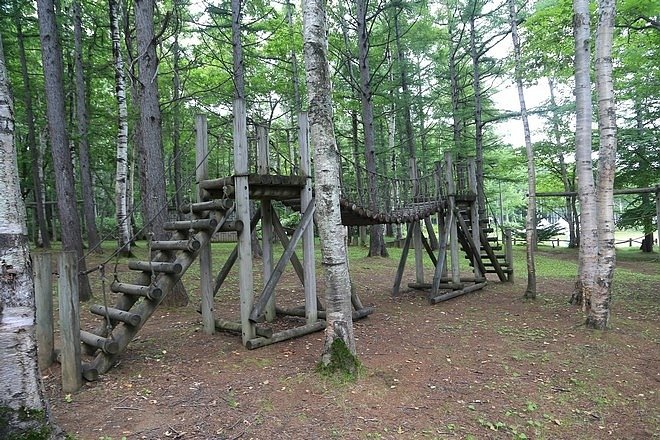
<box><xmin>317</xmin><ymin>338</ymin><xmax>361</xmax><ymax>380</ymax></box>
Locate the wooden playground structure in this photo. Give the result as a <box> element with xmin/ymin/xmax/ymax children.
<box><xmin>36</xmin><ymin>102</ymin><xmax>514</xmax><ymax>391</ymax></box>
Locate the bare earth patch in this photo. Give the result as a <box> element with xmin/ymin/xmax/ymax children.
<box><xmin>44</xmin><ymin>248</ymin><xmax>659</xmax><ymax>440</ymax></box>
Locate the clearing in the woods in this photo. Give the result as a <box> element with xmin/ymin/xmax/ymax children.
<box><xmin>43</xmin><ymin>244</ymin><xmax>658</xmax><ymax>440</ymax></box>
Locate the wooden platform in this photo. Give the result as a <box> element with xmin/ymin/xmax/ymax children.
<box><xmin>200</xmin><ymin>174</ymin><xmax>307</xmax><ymax>201</ymax></box>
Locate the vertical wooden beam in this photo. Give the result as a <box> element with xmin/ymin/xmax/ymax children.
<box><xmin>298</xmin><ymin>113</ymin><xmax>317</xmax><ymax>324</ymax></box>
<box><xmin>196</xmin><ymin>114</ymin><xmax>215</xmax><ymax>335</ymax></box>
<box><xmin>445</xmin><ymin>153</ymin><xmax>460</xmax><ymax>284</ymax></box>
<box><xmin>58</xmin><ymin>251</ymin><xmax>82</xmax><ymax>392</ymax></box>
<box><xmin>431</xmin><ymin>210</ymin><xmax>452</xmax><ymax>297</ymax></box>
<box><xmin>656</xmin><ymin>188</ymin><xmax>660</xmax><ymax>252</ymax></box>
<box><xmin>392</xmin><ymin>222</ymin><xmax>415</xmax><ymax>296</ymax></box>
<box><xmin>34</xmin><ymin>252</ymin><xmax>54</xmax><ymax>370</ymax></box>
<box><xmin>467</xmin><ymin>159</ymin><xmax>484</xmax><ymax>281</ymax></box>
<box><xmin>410</xmin><ymin>157</ymin><xmax>424</xmax><ymax>284</ymax></box>
<box><xmin>234</xmin><ymin>98</ymin><xmax>255</xmax><ymax>344</ymax></box>
<box><xmin>257</xmin><ymin>125</ymin><xmax>275</xmax><ymax>321</ymax></box>
<box><xmin>505</xmin><ymin>228</ymin><xmax>514</xmax><ymax>282</ymax></box>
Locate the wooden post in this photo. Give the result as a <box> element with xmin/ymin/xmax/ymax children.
<box><xmin>196</xmin><ymin>114</ymin><xmax>215</xmax><ymax>335</ymax></box>
<box><xmin>234</xmin><ymin>98</ymin><xmax>255</xmax><ymax>344</ymax></box>
<box><xmin>410</xmin><ymin>157</ymin><xmax>424</xmax><ymax>284</ymax></box>
<box><xmin>58</xmin><ymin>251</ymin><xmax>82</xmax><ymax>392</ymax></box>
<box><xmin>467</xmin><ymin>159</ymin><xmax>484</xmax><ymax>281</ymax></box>
<box><xmin>34</xmin><ymin>253</ymin><xmax>54</xmax><ymax>370</ymax></box>
<box><xmin>445</xmin><ymin>153</ymin><xmax>460</xmax><ymax>284</ymax></box>
<box><xmin>505</xmin><ymin>228</ymin><xmax>514</xmax><ymax>282</ymax></box>
<box><xmin>298</xmin><ymin>113</ymin><xmax>317</xmax><ymax>324</ymax></box>
<box><xmin>257</xmin><ymin>125</ymin><xmax>276</xmax><ymax>321</ymax></box>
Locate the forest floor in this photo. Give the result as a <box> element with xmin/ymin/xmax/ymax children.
<box><xmin>43</xmin><ymin>243</ymin><xmax>659</xmax><ymax>440</ymax></box>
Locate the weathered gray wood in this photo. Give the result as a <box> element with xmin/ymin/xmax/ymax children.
<box><xmin>245</xmin><ymin>320</ymin><xmax>326</xmax><ymax>350</ymax></box>
<box><xmin>257</xmin><ymin>125</ymin><xmax>276</xmax><ymax>322</ymax></box>
<box><xmin>431</xmin><ymin>210</ymin><xmax>453</xmax><ymax>297</ymax></box>
<box><xmin>479</xmin><ymin>228</ymin><xmax>507</xmax><ymax>281</ymax></box>
<box><xmin>505</xmin><ymin>228</ymin><xmax>514</xmax><ymax>282</ymax></box>
<box><xmin>272</xmin><ymin>210</ymin><xmax>306</xmax><ymax>285</ymax></box>
<box><xmin>467</xmin><ymin>160</ymin><xmax>483</xmax><ymax>280</ymax></box>
<box><xmin>151</xmin><ymin>239</ymin><xmax>200</xmax><ymax>252</ymax></box>
<box><xmin>392</xmin><ymin>222</ymin><xmax>415</xmax><ymax>296</ymax></box>
<box><xmin>445</xmin><ymin>153</ymin><xmax>461</xmax><ymax>284</ymax></box>
<box><xmin>89</xmin><ymin>305</ymin><xmax>141</xmax><ymax>326</ymax></box>
<box><xmin>111</xmin><ymin>281</ymin><xmax>163</xmax><ymax>301</ymax></box>
<box><xmin>233</xmin><ymin>98</ymin><xmax>255</xmax><ymax>344</ymax></box>
<box><xmin>299</xmin><ymin>112</ymin><xmax>317</xmax><ymax>324</ymax></box>
<box><xmin>58</xmin><ymin>251</ymin><xmax>82</xmax><ymax>392</ymax></box>
<box><xmin>181</xmin><ymin>199</ymin><xmax>233</xmax><ymax>213</ymax></box>
<box><xmin>276</xmin><ymin>306</ymin><xmax>374</xmax><ymax>320</ymax></box>
<box><xmin>197</xmin><ymin>114</ymin><xmax>215</xmax><ymax>335</ymax></box>
<box><xmin>214</xmin><ymin>318</ymin><xmax>273</xmax><ymax>338</ymax></box>
<box><xmin>409</xmin><ymin>282</ymin><xmax>464</xmax><ymax>290</ymax></box>
<box><xmin>430</xmin><ymin>282</ymin><xmax>487</xmax><ymax>304</ymax></box>
<box><xmin>164</xmin><ymin>218</ymin><xmax>218</xmax><ymax>231</ymax></box>
<box><xmin>456</xmin><ymin>212</ymin><xmax>487</xmax><ymax>276</ymax></box>
<box><xmin>128</xmin><ymin>261</ymin><xmax>182</xmax><ymax>274</ymax></box>
<box><xmin>250</xmin><ymin>198</ymin><xmax>316</xmax><ymax>323</ymax></box>
<box><xmin>80</xmin><ymin>330</ymin><xmax>119</xmax><ymax>355</ymax></box>
<box><xmin>213</xmin><ymin>211</ymin><xmax>261</xmax><ymax>297</ymax></box>
<box><xmin>33</xmin><ymin>252</ymin><xmax>54</xmax><ymax>370</ymax></box>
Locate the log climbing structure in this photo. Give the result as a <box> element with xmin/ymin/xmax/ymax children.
<box><xmin>76</xmin><ymin>107</ymin><xmax>512</xmax><ymax>380</ymax></box>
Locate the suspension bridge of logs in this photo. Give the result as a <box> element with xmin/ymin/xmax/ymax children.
<box><xmin>39</xmin><ymin>107</ymin><xmax>513</xmax><ymax>391</ymax></box>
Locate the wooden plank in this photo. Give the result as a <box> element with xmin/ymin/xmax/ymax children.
<box><xmin>214</xmin><ymin>318</ymin><xmax>273</xmax><ymax>338</ymax></box>
<box><xmin>89</xmin><ymin>305</ymin><xmax>141</xmax><ymax>326</ymax></box>
<box><xmin>257</xmin><ymin>125</ymin><xmax>276</xmax><ymax>322</ymax></box>
<box><xmin>480</xmin><ymin>228</ymin><xmax>507</xmax><ymax>281</ymax></box>
<box><xmin>276</xmin><ymin>306</ymin><xmax>374</xmax><ymax>320</ymax></box>
<box><xmin>245</xmin><ymin>321</ymin><xmax>326</xmax><ymax>350</ymax></box>
<box><xmin>58</xmin><ymin>251</ymin><xmax>82</xmax><ymax>392</ymax></box>
<box><xmin>197</xmin><ymin>114</ymin><xmax>215</xmax><ymax>335</ymax></box>
<box><xmin>392</xmin><ymin>222</ymin><xmax>415</xmax><ymax>296</ymax></box>
<box><xmin>505</xmin><ymin>228</ymin><xmax>514</xmax><ymax>282</ymax></box>
<box><xmin>298</xmin><ymin>112</ymin><xmax>317</xmax><ymax>324</ymax></box>
<box><xmin>272</xmin><ymin>210</ymin><xmax>305</xmax><ymax>285</ymax></box>
<box><xmin>34</xmin><ymin>252</ymin><xmax>54</xmax><ymax>370</ymax></box>
<box><xmin>431</xmin><ymin>210</ymin><xmax>452</xmax><ymax>298</ymax></box>
<box><xmin>455</xmin><ymin>212</ymin><xmax>487</xmax><ymax>276</ymax></box>
<box><xmin>419</xmin><ymin>228</ymin><xmax>438</xmax><ymax>267</ymax></box>
<box><xmin>234</xmin><ymin>98</ymin><xmax>255</xmax><ymax>344</ymax></box>
<box><xmin>467</xmin><ymin>160</ymin><xmax>484</xmax><ymax>281</ymax></box>
<box><xmin>250</xmin><ymin>198</ymin><xmax>316</xmax><ymax>323</ymax></box>
<box><xmin>429</xmin><ymin>282</ymin><xmax>487</xmax><ymax>304</ymax></box>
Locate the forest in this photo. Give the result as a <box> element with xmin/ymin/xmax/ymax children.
<box><xmin>0</xmin><ymin>0</ymin><xmax>658</xmax><ymax>438</ymax></box>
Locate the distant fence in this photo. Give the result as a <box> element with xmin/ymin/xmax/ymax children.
<box><xmin>512</xmin><ymin>236</ymin><xmax>657</xmax><ymax>248</ymax></box>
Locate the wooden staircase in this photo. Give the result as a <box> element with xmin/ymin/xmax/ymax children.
<box><xmin>82</xmin><ymin>201</ymin><xmax>236</xmax><ymax>377</ymax></box>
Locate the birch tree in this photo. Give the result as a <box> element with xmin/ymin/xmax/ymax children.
<box><xmin>302</xmin><ymin>0</ymin><xmax>358</xmax><ymax>373</ymax></box>
<box><xmin>0</xmin><ymin>32</ymin><xmax>60</xmax><ymax>439</ymax></box>
<box><xmin>588</xmin><ymin>0</ymin><xmax>617</xmax><ymax>329</ymax></box>
<box><xmin>37</xmin><ymin>0</ymin><xmax>92</xmax><ymax>301</ymax></box>
<box><xmin>571</xmin><ymin>0</ymin><xmax>598</xmax><ymax>308</ymax></box>
<box><xmin>109</xmin><ymin>0</ymin><xmax>131</xmax><ymax>256</ymax></box>
<box><xmin>509</xmin><ymin>0</ymin><xmax>537</xmax><ymax>299</ymax></box>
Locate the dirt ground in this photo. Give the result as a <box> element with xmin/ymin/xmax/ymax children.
<box><xmin>43</xmin><ymin>246</ymin><xmax>659</xmax><ymax>440</ymax></box>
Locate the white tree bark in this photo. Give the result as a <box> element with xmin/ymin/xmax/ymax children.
<box><xmin>572</xmin><ymin>0</ymin><xmax>598</xmax><ymax>309</ymax></box>
<box><xmin>109</xmin><ymin>0</ymin><xmax>131</xmax><ymax>256</ymax></box>
<box><xmin>509</xmin><ymin>0</ymin><xmax>537</xmax><ymax>299</ymax></box>
<box><xmin>0</xmin><ymin>33</ymin><xmax>60</xmax><ymax>439</ymax></box>
<box><xmin>302</xmin><ymin>0</ymin><xmax>356</xmax><ymax>362</ymax></box>
<box><xmin>588</xmin><ymin>0</ymin><xmax>617</xmax><ymax>329</ymax></box>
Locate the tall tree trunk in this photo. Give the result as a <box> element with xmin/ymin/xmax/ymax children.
<box><xmin>286</xmin><ymin>0</ymin><xmax>301</xmax><ymax>173</ymax></box>
<box><xmin>16</xmin><ymin>17</ymin><xmax>51</xmax><ymax>248</ymax></box>
<box><xmin>469</xmin><ymin>14</ymin><xmax>486</xmax><ymax>218</ymax></box>
<box><xmin>0</xmin><ymin>32</ymin><xmax>62</xmax><ymax>438</ymax></box>
<box><xmin>303</xmin><ymin>0</ymin><xmax>357</xmax><ymax>373</ymax></box>
<box><xmin>109</xmin><ymin>0</ymin><xmax>132</xmax><ymax>256</ymax></box>
<box><xmin>393</xmin><ymin>11</ymin><xmax>415</xmax><ymax>160</ymax></box>
<box><xmin>571</xmin><ymin>0</ymin><xmax>598</xmax><ymax>308</ymax></box>
<box><xmin>587</xmin><ymin>0</ymin><xmax>617</xmax><ymax>329</ymax></box>
<box><xmin>356</xmin><ymin>0</ymin><xmax>387</xmax><ymax>257</ymax></box>
<box><xmin>37</xmin><ymin>0</ymin><xmax>92</xmax><ymax>301</ymax></box>
<box><xmin>509</xmin><ymin>0</ymin><xmax>537</xmax><ymax>299</ymax></box>
<box><xmin>73</xmin><ymin>0</ymin><xmax>102</xmax><ymax>252</ymax></box>
<box><xmin>447</xmin><ymin>10</ymin><xmax>464</xmax><ymax>151</ymax></box>
<box><xmin>136</xmin><ymin>0</ymin><xmax>188</xmax><ymax>306</ymax></box>
<box><xmin>172</xmin><ymin>0</ymin><xmax>184</xmax><ymax>220</ymax></box>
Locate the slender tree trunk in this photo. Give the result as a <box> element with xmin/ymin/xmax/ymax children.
<box><xmin>509</xmin><ymin>0</ymin><xmax>537</xmax><ymax>299</ymax></box>
<box><xmin>303</xmin><ymin>0</ymin><xmax>357</xmax><ymax>372</ymax></box>
<box><xmin>0</xmin><ymin>33</ymin><xmax>62</xmax><ymax>439</ymax></box>
<box><xmin>37</xmin><ymin>0</ymin><xmax>92</xmax><ymax>301</ymax></box>
<box><xmin>16</xmin><ymin>17</ymin><xmax>51</xmax><ymax>248</ymax></box>
<box><xmin>393</xmin><ymin>11</ymin><xmax>415</xmax><ymax>160</ymax></box>
<box><xmin>73</xmin><ymin>0</ymin><xmax>102</xmax><ymax>252</ymax></box>
<box><xmin>109</xmin><ymin>0</ymin><xmax>131</xmax><ymax>256</ymax></box>
<box><xmin>469</xmin><ymin>14</ymin><xmax>486</xmax><ymax>218</ymax></box>
<box><xmin>571</xmin><ymin>0</ymin><xmax>598</xmax><ymax>308</ymax></box>
<box><xmin>356</xmin><ymin>0</ymin><xmax>387</xmax><ymax>257</ymax></box>
<box><xmin>172</xmin><ymin>2</ymin><xmax>184</xmax><ymax>221</ymax></box>
<box><xmin>587</xmin><ymin>0</ymin><xmax>617</xmax><ymax>329</ymax></box>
